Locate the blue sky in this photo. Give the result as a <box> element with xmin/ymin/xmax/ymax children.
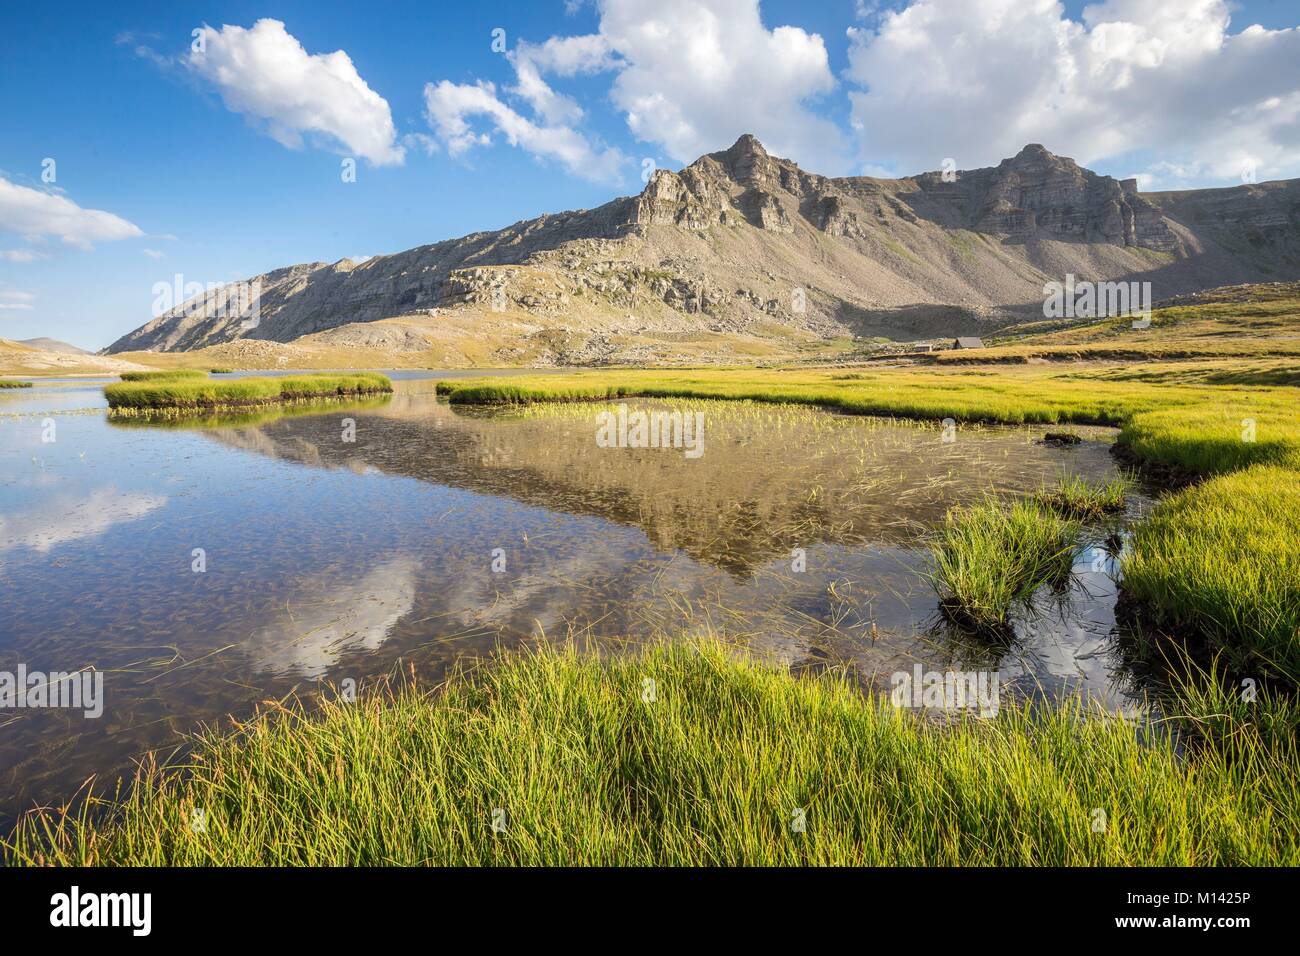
<box><xmin>2</xmin><ymin>0</ymin><xmax>1298</xmax><ymax>349</ymax></box>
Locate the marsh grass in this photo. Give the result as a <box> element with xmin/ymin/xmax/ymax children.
<box><xmin>1122</xmin><ymin>465</ymin><xmax>1300</xmax><ymax>678</ymax></box>
<box><xmin>1161</xmin><ymin>653</ymin><xmax>1300</xmax><ymax>754</ymax></box>
<box><xmin>5</xmin><ymin>638</ymin><xmax>1295</xmax><ymax>866</ymax></box>
<box><xmin>118</xmin><ymin>369</ymin><xmax>209</xmax><ymax>382</ymax></box>
<box><xmin>1035</xmin><ymin>473</ymin><xmax>1132</xmax><ymax>519</ymax></box>
<box><xmin>929</xmin><ymin>498</ymin><xmax>1080</xmax><ymax>631</ymax></box>
<box><xmin>104</xmin><ymin>372</ymin><xmax>392</xmax><ymax>412</ymax></box>
<box><xmin>0</xmin><ymin>379</ymin><xmax>32</xmax><ymax>388</ymax></box>
<box><xmin>106</xmin><ymin>395</ymin><xmax>395</xmax><ymax>429</ymax></box>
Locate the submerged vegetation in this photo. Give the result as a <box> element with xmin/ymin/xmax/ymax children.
<box><xmin>929</xmin><ymin>498</ymin><xmax>1078</xmax><ymax>630</ymax></box>
<box><xmin>437</xmin><ymin>362</ymin><xmax>1299</xmax><ymax>673</ymax></box>
<box><xmin>105</xmin><ymin>371</ymin><xmax>393</xmax><ymax>413</ymax></box>
<box><xmin>6</xmin><ymin>639</ymin><xmax>1296</xmax><ymax>866</ymax></box>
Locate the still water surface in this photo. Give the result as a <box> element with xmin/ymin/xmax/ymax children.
<box><xmin>1</xmin><ymin>374</ymin><xmax>1151</xmax><ymax>825</ymax></box>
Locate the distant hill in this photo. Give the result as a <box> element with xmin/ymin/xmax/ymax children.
<box><xmin>105</xmin><ymin>135</ymin><xmax>1300</xmax><ymax>366</ymax></box>
<box><xmin>1</xmin><ymin>337</ymin><xmax>145</xmax><ymax>376</ymax></box>
<box><xmin>18</xmin><ymin>337</ymin><xmax>90</xmax><ymax>355</ymax></box>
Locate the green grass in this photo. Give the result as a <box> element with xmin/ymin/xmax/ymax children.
<box><xmin>1120</xmin><ymin>404</ymin><xmax>1300</xmax><ymax>475</ymax></box>
<box><xmin>0</xmin><ymin>379</ymin><xmax>32</xmax><ymax>388</ymax></box>
<box><xmin>104</xmin><ymin>372</ymin><xmax>392</xmax><ymax>412</ymax></box>
<box><xmin>1122</xmin><ymin>465</ymin><xmax>1300</xmax><ymax>679</ymax></box>
<box><xmin>1035</xmin><ymin>473</ymin><xmax>1132</xmax><ymax>519</ymax></box>
<box><xmin>106</xmin><ymin>396</ymin><xmax>396</xmax><ymax>431</ymax></box>
<box><xmin>928</xmin><ymin>499</ymin><xmax>1079</xmax><ymax>631</ymax></box>
<box><xmin>5</xmin><ymin>638</ymin><xmax>1295</xmax><ymax>866</ymax></box>
<box><xmin>1158</xmin><ymin>654</ymin><xmax>1300</xmax><ymax>754</ymax></box>
<box><xmin>117</xmin><ymin>369</ymin><xmax>209</xmax><ymax>382</ymax></box>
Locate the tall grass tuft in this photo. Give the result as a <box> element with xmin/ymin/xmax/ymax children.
<box><xmin>1035</xmin><ymin>473</ymin><xmax>1132</xmax><ymax>519</ymax></box>
<box><xmin>929</xmin><ymin>498</ymin><xmax>1080</xmax><ymax>631</ymax></box>
<box><xmin>4</xmin><ymin>638</ymin><xmax>1295</xmax><ymax>866</ymax></box>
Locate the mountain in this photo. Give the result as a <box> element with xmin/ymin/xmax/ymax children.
<box><xmin>105</xmin><ymin>136</ymin><xmax>1300</xmax><ymax>365</ymax></box>
<box><xmin>17</xmin><ymin>337</ymin><xmax>90</xmax><ymax>355</ymax></box>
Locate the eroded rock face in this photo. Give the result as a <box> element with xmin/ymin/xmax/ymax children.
<box><xmin>914</xmin><ymin>144</ymin><xmax>1180</xmax><ymax>251</ymax></box>
<box><xmin>105</xmin><ymin>134</ymin><xmax>1297</xmax><ymax>356</ymax></box>
<box><xmin>1149</xmin><ymin>179</ymin><xmax>1300</xmax><ymax>249</ymax></box>
<box><xmin>812</xmin><ymin>196</ymin><xmax>868</xmax><ymax>238</ymax></box>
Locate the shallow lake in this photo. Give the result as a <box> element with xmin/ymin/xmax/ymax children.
<box><xmin>1</xmin><ymin>375</ymin><xmax>1154</xmax><ymax>826</ymax></box>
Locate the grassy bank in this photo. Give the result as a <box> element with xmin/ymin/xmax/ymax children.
<box><xmin>6</xmin><ymin>638</ymin><xmax>1295</xmax><ymax>866</ymax></box>
<box><xmin>104</xmin><ymin>371</ymin><xmax>393</xmax><ymax>412</ymax></box>
<box><xmin>1122</xmin><ymin>465</ymin><xmax>1300</xmax><ymax>679</ymax></box>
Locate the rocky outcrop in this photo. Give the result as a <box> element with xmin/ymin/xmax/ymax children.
<box><xmin>914</xmin><ymin>144</ymin><xmax>1180</xmax><ymax>251</ymax></box>
<box><xmin>1148</xmin><ymin>179</ymin><xmax>1300</xmax><ymax>256</ymax></box>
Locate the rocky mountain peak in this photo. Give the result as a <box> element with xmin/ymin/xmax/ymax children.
<box><xmin>1010</xmin><ymin>143</ymin><xmax>1054</xmax><ymax>163</ymax></box>
<box><xmin>711</xmin><ymin>133</ymin><xmax>781</xmax><ymax>186</ymax></box>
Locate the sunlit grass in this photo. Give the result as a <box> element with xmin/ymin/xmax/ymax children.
<box><xmin>5</xmin><ymin>638</ymin><xmax>1295</xmax><ymax>867</ymax></box>
<box><xmin>117</xmin><ymin>369</ymin><xmax>209</xmax><ymax>382</ymax></box>
<box><xmin>1035</xmin><ymin>473</ymin><xmax>1132</xmax><ymax>519</ymax></box>
<box><xmin>1122</xmin><ymin>465</ymin><xmax>1300</xmax><ymax>679</ymax></box>
<box><xmin>1120</xmin><ymin>404</ymin><xmax>1300</xmax><ymax>475</ymax></box>
<box><xmin>104</xmin><ymin>372</ymin><xmax>393</xmax><ymax>412</ymax></box>
<box><xmin>928</xmin><ymin>498</ymin><xmax>1079</xmax><ymax>631</ymax></box>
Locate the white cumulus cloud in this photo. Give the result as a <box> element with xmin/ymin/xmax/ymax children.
<box><xmin>600</xmin><ymin>0</ymin><xmax>847</xmax><ymax>171</ymax></box>
<box><xmin>424</xmin><ymin>79</ymin><xmax>627</xmax><ymax>183</ymax></box>
<box><xmin>189</xmin><ymin>19</ymin><xmax>405</xmax><ymax>166</ymax></box>
<box><xmin>0</xmin><ymin>178</ymin><xmax>142</xmax><ymax>250</ymax></box>
<box><xmin>845</xmin><ymin>0</ymin><xmax>1300</xmax><ymax>186</ymax></box>
<box><xmin>422</xmin><ymin>0</ymin><xmax>848</xmax><ymax>183</ymax></box>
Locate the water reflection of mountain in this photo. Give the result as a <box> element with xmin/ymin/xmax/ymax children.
<box><xmin>196</xmin><ymin>394</ymin><xmax>1122</xmax><ymax>575</ymax></box>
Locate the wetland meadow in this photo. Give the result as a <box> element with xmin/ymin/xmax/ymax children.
<box><xmin>2</xmin><ymin>335</ymin><xmax>1297</xmax><ymax>865</ymax></box>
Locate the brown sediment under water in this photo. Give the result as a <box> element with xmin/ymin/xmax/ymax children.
<box><xmin>1</xmin><ymin>372</ymin><xmax>1154</xmax><ymax>826</ymax></box>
